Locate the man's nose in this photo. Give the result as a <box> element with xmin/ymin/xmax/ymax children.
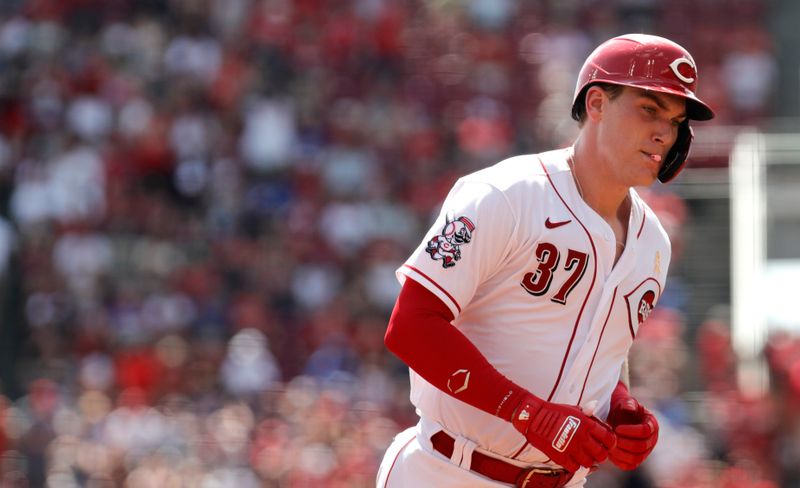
<box><xmin>651</xmin><ymin>121</ymin><xmax>675</xmax><ymax>147</ymax></box>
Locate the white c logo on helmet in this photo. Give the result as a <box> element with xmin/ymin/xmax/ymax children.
<box><xmin>669</xmin><ymin>57</ymin><xmax>696</xmax><ymax>84</ymax></box>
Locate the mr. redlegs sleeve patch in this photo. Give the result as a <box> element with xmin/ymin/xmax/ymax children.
<box><xmin>426</xmin><ymin>213</ymin><xmax>476</xmax><ymax>269</ymax></box>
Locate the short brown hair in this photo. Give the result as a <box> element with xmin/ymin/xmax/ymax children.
<box><xmin>571</xmin><ymin>83</ymin><xmax>625</xmax><ymax>125</ymax></box>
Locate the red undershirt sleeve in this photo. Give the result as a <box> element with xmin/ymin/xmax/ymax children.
<box><xmin>384</xmin><ymin>277</ymin><xmax>528</xmax><ymax>422</ymax></box>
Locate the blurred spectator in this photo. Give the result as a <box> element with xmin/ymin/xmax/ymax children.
<box><xmin>220</xmin><ymin>328</ymin><xmax>281</xmax><ymax>397</ymax></box>
<box><xmin>721</xmin><ymin>28</ymin><xmax>777</xmax><ymax>123</ymax></box>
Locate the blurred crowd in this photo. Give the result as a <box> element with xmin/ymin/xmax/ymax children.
<box><xmin>0</xmin><ymin>0</ymin><xmax>788</xmax><ymax>486</ymax></box>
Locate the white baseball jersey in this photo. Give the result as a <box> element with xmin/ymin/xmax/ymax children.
<box><xmin>397</xmin><ymin>147</ymin><xmax>671</xmax><ymax>468</ymax></box>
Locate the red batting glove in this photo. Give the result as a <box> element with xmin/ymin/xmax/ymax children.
<box><xmin>606</xmin><ymin>381</ymin><xmax>659</xmax><ymax>470</ymax></box>
<box><xmin>511</xmin><ymin>393</ymin><xmax>617</xmax><ymax>473</ymax></box>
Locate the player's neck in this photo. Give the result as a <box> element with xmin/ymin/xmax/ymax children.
<box><xmin>570</xmin><ymin>140</ymin><xmax>630</xmax><ymax>221</ymax></box>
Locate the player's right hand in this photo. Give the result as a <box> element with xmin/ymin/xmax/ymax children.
<box><xmin>510</xmin><ymin>394</ymin><xmax>616</xmax><ymax>472</ymax></box>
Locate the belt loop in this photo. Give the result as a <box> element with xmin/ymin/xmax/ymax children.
<box><xmin>451</xmin><ymin>435</ymin><xmax>478</xmax><ymax>471</ymax></box>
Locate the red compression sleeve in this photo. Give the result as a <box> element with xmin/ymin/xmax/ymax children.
<box><xmin>384</xmin><ymin>278</ymin><xmax>527</xmax><ymax>421</ymax></box>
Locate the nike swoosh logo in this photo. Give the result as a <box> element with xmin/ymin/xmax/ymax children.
<box><xmin>545</xmin><ymin>217</ymin><xmax>571</xmax><ymax>229</ymax></box>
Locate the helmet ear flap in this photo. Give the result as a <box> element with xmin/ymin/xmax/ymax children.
<box><xmin>658</xmin><ymin>121</ymin><xmax>693</xmax><ymax>183</ymax></box>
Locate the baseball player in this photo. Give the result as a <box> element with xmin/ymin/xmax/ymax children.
<box><xmin>377</xmin><ymin>34</ymin><xmax>715</xmax><ymax>488</ymax></box>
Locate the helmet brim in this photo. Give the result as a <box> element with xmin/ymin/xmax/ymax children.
<box><xmin>571</xmin><ymin>80</ymin><xmax>716</xmax><ymax>122</ymax></box>
<box><xmin>685</xmin><ymin>98</ymin><xmax>715</xmax><ymax>121</ymax></box>
<box><xmin>642</xmin><ymin>84</ymin><xmax>715</xmax><ymax>121</ymax></box>
<box><xmin>615</xmin><ymin>80</ymin><xmax>715</xmax><ymax>121</ymax></box>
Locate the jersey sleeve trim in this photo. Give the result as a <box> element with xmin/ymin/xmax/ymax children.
<box><xmin>399</xmin><ymin>264</ymin><xmax>462</xmax><ymax>316</ymax></box>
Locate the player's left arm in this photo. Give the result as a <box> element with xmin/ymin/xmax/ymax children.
<box><xmin>606</xmin><ymin>359</ymin><xmax>659</xmax><ymax>470</ymax></box>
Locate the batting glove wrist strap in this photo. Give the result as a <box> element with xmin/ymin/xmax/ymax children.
<box><xmin>609</xmin><ymin>381</ymin><xmax>631</xmax><ymax>413</ymax></box>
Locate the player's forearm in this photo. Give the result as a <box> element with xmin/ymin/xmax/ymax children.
<box><xmin>385</xmin><ymin>278</ymin><xmax>527</xmax><ymax>421</ymax></box>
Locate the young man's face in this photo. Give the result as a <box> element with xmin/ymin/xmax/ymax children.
<box><xmin>595</xmin><ymin>86</ymin><xmax>687</xmax><ymax>187</ymax></box>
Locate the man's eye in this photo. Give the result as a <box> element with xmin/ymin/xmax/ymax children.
<box><xmin>643</xmin><ymin>106</ymin><xmax>656</xmax><ymax>114</ymax></box>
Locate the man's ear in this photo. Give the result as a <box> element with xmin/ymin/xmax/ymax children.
<box><xmin>584</xmin><ymin>86</ymin><xmax>606</xmax><ymax>122</ymax></box>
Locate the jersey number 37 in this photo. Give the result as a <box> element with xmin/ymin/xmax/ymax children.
<box><xmin>520</xmin><ymin>242</ymin><xmax>589</xmax><ymax>305</ymax></box>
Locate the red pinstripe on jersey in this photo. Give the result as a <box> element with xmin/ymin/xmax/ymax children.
<box><xmin>402</xmin><ymin>264</ymin><xmax>463</xmax><ymax>314</ymax></box>
<box><xmin>577</xmin><ymin>287</ymin><xmax>618</xmax><ymax>405</ymax></box>
<box><xmin>636</xmin><ymin>207</ymin><xmax>647</xmax><ymax>238</ymax></box>
<box><xmin>381</xmin><ymin>435</ymin><xmax>416</xmax><ymax>487</ymax></box>
<box><xmin>537</xmin><ymin>156</ymin><xmax>599</xmax><ymax>403</ymax></box>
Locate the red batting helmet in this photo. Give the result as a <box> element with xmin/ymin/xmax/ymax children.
<box><xmin>571</xmin><ymin>34</ymin><xmax>715</xmax><ymax>182</ymax></box>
